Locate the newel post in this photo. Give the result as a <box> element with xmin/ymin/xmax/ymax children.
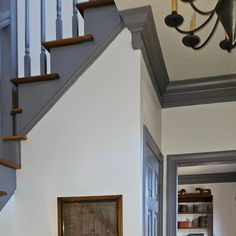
<box><xmin>0</xmin><ymin>0</ymin><xmax>20</xmax><ymax>163</ymax></box>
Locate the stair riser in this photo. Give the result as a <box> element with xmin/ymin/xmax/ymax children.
<box><xmin>1</xmin><ymin>141</ymin><xmax>21</xmax><ymax>165</ymax></box>
<box><xmin>0</xmin><ymin>165</ymin><xmax>16</xmax><ymax>211</ymax></box>
<box><xmin>84</xmin><ymin>5</ymin><xmax>122</xmax><ymax>40</ymax></box>
<box><xmin>16</xmin><ymin>7</ymin><xmax>124</xmax><ymax>135</ymax></box>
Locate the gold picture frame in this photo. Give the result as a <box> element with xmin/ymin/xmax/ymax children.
<box><xmin>57</xmin><ymin>195</ymin><xmax>123</xmax><ymax>236</ymax></box>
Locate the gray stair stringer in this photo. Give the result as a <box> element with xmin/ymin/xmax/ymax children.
<box><xmin>16</xmin><ymin>5</ymin><xmax>124</xmax><ymax>135</ymax></box>
<box><xmin>0</xmin><ymin>165</ymin><xmax>16</xmax><ymax>211</ymax></box>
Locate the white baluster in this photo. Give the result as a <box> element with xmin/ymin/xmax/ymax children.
<box><xmin>40</xmin><ymin>0</ymin><xmax>47</xmax><ymax>74</ymax></box>
<box><xmin>72</xmin><ymin>0</ymin><xmax>79</xmax><ymax>37</ymax></box>
<box><xmin>56</xmin><ymin>0</ymin><xmax>63</xmax><ymax>39</ymax></box>
<box><xmin>24</xmin><ymin>0</ymin><xmax>31</xmax><ymax>76</ymax></box>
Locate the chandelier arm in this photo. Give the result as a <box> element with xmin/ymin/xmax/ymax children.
<box><xmin>188</xmin><ymin>0</ymin><xmax>215</xmax><ymax>15</ymax></box>
<box><xmin>192</xmin><ymin>18</ymin><xmax>220</xmax><ymax>50</ymax></box>
<box><xmin>174</xmin><ymin>10</ymin><xmax>215</xmax><ymax>35</ymax></box>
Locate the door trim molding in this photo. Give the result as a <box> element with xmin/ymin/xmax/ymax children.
<box><xmin>167</xmin><ymin>150</ymin><xmax>236</xmax><ymax>236</ymax></box>
<box><xmin>143</xmin><ymin>125</ymin><xmax>164</xmax><ymax>236</ymax></box>
<box><xmin>179</xmin><ymin>172</ymin><xmax>236</xmax><ymax>185</ymax></box>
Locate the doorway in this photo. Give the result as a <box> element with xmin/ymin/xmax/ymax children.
<box><xmin>166</xmin><ymin>150</ymin><xmax>236</xmax><ymax>236</ymax></box>
<box><xmin>143</xmin><ymin>126</ymin><xmax>163</xmax><ymax>236</ymax></box>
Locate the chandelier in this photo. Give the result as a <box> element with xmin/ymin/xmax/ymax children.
<box><xmin>165</xmin><ymin>0</ymin><xmax>236</xmax><ymax>52</ymax></box>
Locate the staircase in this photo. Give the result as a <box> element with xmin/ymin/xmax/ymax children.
<box><xmin>0</xmin><ymin>0</ymin><xmax>124</xmax><ymax>211</ymax></box>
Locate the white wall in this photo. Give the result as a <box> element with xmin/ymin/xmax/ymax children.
<box><xmin>162</xmin><ymin>101</ymin><xmax>236</xmax><ymax>236</ymax></box>
<box><xmin>162</xmin><ymin>102</ymin><xmax>236</xmax><ymax>154</ymax></box>
<box><xmin>179</xmin><ymin>183</ymin><xmax>236</xmax><ymax>236</ymax></box>
<box><xmin>0</xmin><ymin>197</ymin><xmax>15</xmax><ymax>236</ymax></box>
<box><xmin>141</xmin><ymin>55</ymin><xmax>162</xmax><ymax>149</ymax></box>
<box><xmin>15</xmin><ymin>29</ymin><xmax>143</xmax><ymax>236</ymax></box>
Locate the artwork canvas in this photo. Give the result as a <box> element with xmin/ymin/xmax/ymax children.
<box><xmin>58</xmin><ymin>195</ymin><xmax>123</xmax><ymax>236</ymax></box>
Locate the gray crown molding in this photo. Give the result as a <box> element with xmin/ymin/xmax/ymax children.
<box><xmin>163</xmin><ymin>74</ymin><xmax>236</xmax><ymax>108</ymax></box>
<box><xmin>167</xmin><ymin>150</ymin><xmax>236</xmax><ymax>236</ymax></box>
<box><xmin>119</xmin><ymin>6</ymin><xmax>169</xmax><ymax>101</ymax></box>
<box><xmin>179</xmin><ymin>172</ymin><xmax>236</xmax><ymax>185</ymax></box>
<box><xmin>120</xmin><ymin>6</ymin><xmax>236</xmax><ymax>108</ymax></box>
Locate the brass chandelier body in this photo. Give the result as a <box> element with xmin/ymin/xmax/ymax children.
<box><xmin>165</xmin><ymin>0</ymin><xmax>236</xmax><ymax>52</ymax></box>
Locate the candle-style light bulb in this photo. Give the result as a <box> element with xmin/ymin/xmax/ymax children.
<box><xmin>172</xmin><ymin>0</ymin><xmax>178</xmax><ymax>12</ymax></box>
<box><xmin>225</xmin><ymin>32</ymin><xmax>229</xmax><ymax>40</ymax></box>
<box><xmin>190</xmin><ymin>11</ymin><xmax>196</xmax><ymax>31</ymax></box>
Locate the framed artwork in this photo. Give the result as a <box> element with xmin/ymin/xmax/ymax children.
<box><xmin>58</xmin><ymin>195</ymin><xmax>123</xmax><ymax>236</ymax></box>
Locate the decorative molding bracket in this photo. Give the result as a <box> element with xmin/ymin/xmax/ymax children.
<box><xmin>120</xmin><ymin>6</ymin><xmax>169</xmax><ymax>100</ymax></box>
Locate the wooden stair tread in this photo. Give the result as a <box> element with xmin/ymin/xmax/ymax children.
<box><xmin>42</xmin><ymin>35</ymin><xmax>94</xmax><ymax>52</ymax></box>
<box><xmin>0</xmin><ymin>159</ymin><xmax>21</xmax><ymax>169</ymax></box>
<box><xmin>77</xmin><ymin>0</ymin><xmax>115</xmax><ymax>17</ymax></box>
<box><xmin>11</xmin><ymin>73</ymin><xmax>60</xmax><ymax>86</ymax></box>
<box><xmin>3</xmin><ymin>135</ymin><xmax>27</xmax><ymax>141</ymax></box>
<box><xmin>0</xmin><ymin>191</ymin><xmax>7</xmax><ymax>197</ymax></box>
<box><xmin>10</xmin><ymin>108</ymin><xmax>22</xmax><ymax>116</ymax></box>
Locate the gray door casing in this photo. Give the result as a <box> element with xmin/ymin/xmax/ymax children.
<box><xmin>166</xmin><ymin>150</ymin><xmax>236</xmax><ymax>236</ymax></box>
<box><xmin>143</xmin><ymin>126</ymin><xmax>163</xmax><ymax>236</ymax></box>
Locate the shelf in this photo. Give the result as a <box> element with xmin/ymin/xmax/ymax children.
<box><xmin>178</xmin><ymin>195</ymin><xmax>213</xmax><ymax>203</ymax></box>
<box><xmin>178</xmin><ymin>227</ymin><xmax>209</xmax><ymax>230</ymax></box>
<box><xmin>178</xmin><ymin>212</ymin><xmax>213</xmax><ymax>215</ymax></box>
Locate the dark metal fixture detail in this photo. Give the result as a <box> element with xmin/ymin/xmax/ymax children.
<box><xmin>165</xmin><ymin>0</ymin><xmax>236</xmax><ymax>52</ymax></box>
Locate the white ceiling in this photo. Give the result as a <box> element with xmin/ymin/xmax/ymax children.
<box><xmin>178</xmin><ymin>163</ymin><xmax>236</xmax><ymax>175</ymax></box>
<box><xmin>115</xmin><ymin>0</ymin><xmax>236</xmax><ymax>81</ymax></box>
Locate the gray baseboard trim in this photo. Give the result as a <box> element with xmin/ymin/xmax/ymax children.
<box><xmin>120</xmin><ymin>6</ymin><xmax>169</xmax><ymax>101</ymax></box>
<box><xmin>162</xmin><ymin>74</ymin><xmax>236</xmax><ymax>108</ymax></box>
<box><xmin>167</xmin><ymin>150</ymin><xmax>236</xmax><ymax>236</ymax></box>
<box><xmin>179</xmin><ymin>172</ymin><xmax>236</xmax><ymax>185</ymax></box>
